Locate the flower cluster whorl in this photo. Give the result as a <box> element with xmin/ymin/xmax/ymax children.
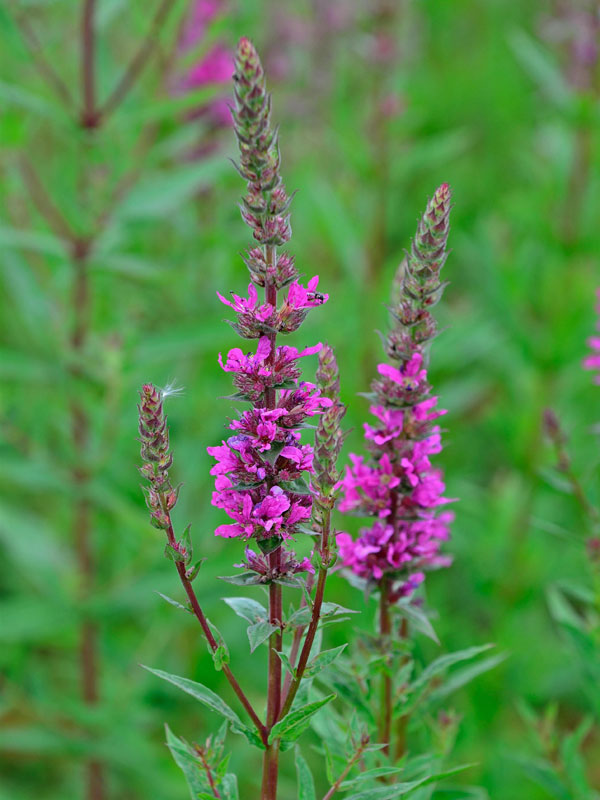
<box><xmin>337</xmin><ymin>185</ymin><xmax>454</xmax><ymax>598</ymax></box>
<box><xmin>209</xmin><ymin>39</ymin><xmax>329</xmax><ymax>577</ymax></box>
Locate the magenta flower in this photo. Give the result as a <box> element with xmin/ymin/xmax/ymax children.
<box><xmin>218</xmin><ymin>277</ymin><xmax>329</xmax><ymax>337</ymax></box>
<box><xmin>218</xmin><ymin>338</ymin><xmax>323</xmax><ymax>402</ymax></box>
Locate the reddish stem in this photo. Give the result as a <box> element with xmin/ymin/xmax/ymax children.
<box><xmin>81</xmin><ymin>0</ymin><xmax>99</xmax><ymax>128</ymax></box>
<box><xmin>99</xmin><ymin>0</ymin><xmax>177</xmax><ymax>121</ymax></box>
<box><xmin>163</xmin><ymin>520</ymin><xmax>267</xmax><ymax>743</ymax></box>
<box><xmin>14</xmin><ymin>12</ymin><xmax>75</xmax><ymax>110</ymax></box>
<box><xmin>196</xmin><ymin>746</ymin><xmax>222</xmax><ymax>798</ymax></box>
<box><xmin>279</xmin><ymin>505</ymin><xmax>331</xmax><ymax>718</ymax></box>
<box><xmin>261</xmin><ymin>245</ymin><xmax>283</xmax><ymax>800</ymax></box>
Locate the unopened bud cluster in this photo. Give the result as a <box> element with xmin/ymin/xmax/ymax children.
<box><xmin>385</xmin><ymin>183</ymin><xmax>451</xmax><ymax>362</ymax></box>
<box><xmin>139</xmin><ymin>384</ymin><xmax>178</xmax><ymax>530</ymax></box>
<box><xmin>233</xmin><ymin>37</ymin><xmax>291</xmax><ymax>249</ymax></box>
<box><xmin>313</xmin><ymin>345</ymin><xmax>346</xmax><ymax>500</ymax></box>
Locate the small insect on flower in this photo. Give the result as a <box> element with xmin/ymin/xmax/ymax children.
<box><xmin>310</xmin><ymin>292</ymin><xmax>326</xmax><ymax>304</ymax></box>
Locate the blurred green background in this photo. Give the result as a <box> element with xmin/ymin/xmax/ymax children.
<box><xmin>1</xmin><ymin>0</ymin><xmax>599</xmax><ymax>798</ymax></box>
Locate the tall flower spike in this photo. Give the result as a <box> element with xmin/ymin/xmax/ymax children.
<box><xmin>209</xmin><ymin>39</ymin><xmax>329</xmax><ymax>577</ymax></box>
<box><xmin>337</xmin><ymin>185</ymin><xmax>454</xmax><ymax>599</ymax></box>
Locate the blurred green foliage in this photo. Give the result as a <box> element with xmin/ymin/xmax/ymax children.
<box><xmin>1</xmin><ymin>0</ymin><xmax>599</xmax><ymax>798</ymax></box>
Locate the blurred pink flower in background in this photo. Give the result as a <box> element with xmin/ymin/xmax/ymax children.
<box><xmin>170</xmin><ymin>0</ymin><xmax>234</xmax><ymax>150</ymax></box>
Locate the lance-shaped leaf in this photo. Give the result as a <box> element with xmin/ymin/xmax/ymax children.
<box><xmin>268</xmin><ymin>694</ymin><xmax>335</xmax><ymax>744</ymax></box>
<box><xmin>155</xmin><ymin>592</ymin><xmax>192</xmax><ymax>614</ymax></box>
<box><xmin>165</xmin><ymin>725</ymin><xmax>208</xmax><ymax>799</ymax></box>
<box><xmin>224</xmin><ymin>596</ymin><xmax>267</xmax><ymax>623</ymax></box>
<box><xmin>410</xmin><ymin>644</ymin><xmax>495</xmax><ymax>695</ymax></box>
<box><xmin>247</xmin><ymin>620</ymin><xmax>279</xmax><ymax>653</ymax></box>
<box><xmin>143</xmin><ymin>666</ymin><xmax>262</xmax><ymax>748</ymax></box>
<box><xmin>305</xmin><ymin>644</ymin><xmax>347</xmax><ymax>677</ymax></box>
<box><xmin>342</xmin><ymin>764</ymin><xmax>475</xmax><ymax>799</ymax></box>
<box><xmin>295</xmin><ymin>748</ymin><xmax>316</xmax><ymax>800</ymax></box>
<box><xmin>219</xmin><ymin>572</ymin><xmax>264</xmax><ymax>587</ymax></box>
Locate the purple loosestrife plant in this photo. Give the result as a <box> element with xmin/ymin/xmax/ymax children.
<box><xmin>337</xmin><ymin>185</ymin><xmax>458</xmax><ymax>757</ymax></box>
<box><xmin>139</xmin><ymin>39</ymin><xmax>358</xmax><ymax>800</ymax></box>
<box><xmin>137</xmin><ymin>38</ymin><xmax>494</xmax><ymax>800</ymax></box>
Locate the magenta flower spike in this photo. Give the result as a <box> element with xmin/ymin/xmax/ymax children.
<box><xmin>337</xmin><ymin>184</ymin><xmax>455</xmax><ymax>599</ymax></box>
<box><xmin>208</xmin><ymin>38</ymin><xmax>330</xmax><ymax>578</ymax></box>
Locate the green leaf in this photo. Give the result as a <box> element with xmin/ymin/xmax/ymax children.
<box><xmin>561</xmin><ymin>718</ymin><xmax>593</xmax><ymax>798</ymax></box>
<box><xmin>186</xmin><ymin>559</ymin><xmax>205</xmax><ymax>582</ymax></box>
<box><xmin>164</xmin><ymin>725</ymin><xmax>207</xmax><ymax>799</ymax></box>
<box><xmin>279</xmin><ymin>478</ymin><xmax>312</xmax><ymax>495</ymax></box>
<box><xmin>273</xmin><ymin>574</ymin><xmax>303</xmax><ymax>588</ymax></box>
<box><xmin>410</xmin><ymin>644</ymin><xmax>495</xmax><ymax>694</ymax></box>
<box><xmin>306</xmin><ymin>644</ymin><xmax>347</xmax><ymax>677</ymax></box>
<box><xmin>164</xmin><ymin>543</ymin><xmax>185</xmax><ymax>563</ymax></box>
<box><xmin>321</xmin><ymin>602</ymin><xmax>360</xmax><ymax>618</ymax></box>
<box><xmin>269</xmin><ymin>694</ymin><xmax>335</xmax><ymax>744</ymax></box>
<box><xmin>340</xmin><ymin>766</ymin><xmax>405</xmax><ymax>788</ymax></box>
<box><xmin>276</xmin><ymin>650</ymin><xmax>296</xmax><ymax>677</ymax></box>
<box><xmin>0</xmin><ymin>225</ymin><xmax>66</xmax><ymax>258</ymax></box>
<box><xmin>514</xmin><ymin>756</ymin><xmax>571</xmax><ymax>800</ymax></box>
<box><xmin>180</xmin><ymin>524</ymin><xmax>193</xmax><ymax>566</ymax></box>
<box><xmin>247</xmin><ymin>620</ymin><xmax>279</xmax><ymax>653</ymax></box>
<box><xmin>395</xmin><ymin>600</ymin><xmax>439</xmax><ymax>644</ymax></box>
<box><xmin>546</xmin><ymin>584</ymin><xmax>584</xmax><ymax>630</ymax></box>
<box><xmin>155</xmin><ymin>592</ymin><xmax>192</xmax><ymax>614</ymax></box>
<box><xmin>212</xmin><ymin>644</ymin><xmax>229</xmax><ymax>671</ymax></box>
<box><xmin>222</xmin><ymin>773</ymin><xmax>239</xmax><ymax>800</ymax></box>
<box><xmin>342</xmin><ymin>764</ymin><xmax>475</xmax><ymax>799</ymax></box>
<box><xmin>431</xmin><ymin>653</ymin><xmax>507</xmax><ymax>701</ymax></box>
<box><xmin>257</xmin><ymin>535</ymin><xmax>284</xmax><ymax>554</ymax></box>
<box><xmin>509</xmin><ymin>30</ymin><xmax>572</xmax><ymax>110</ymax></box>
<box><xmin>117</xmin><ymin>159</ymin><xmax>228</xmax><ymax>219</ymax></box>
<box><xmin>295</xmin><ymin>748</ymin><xmax>316</xmax><ymax>800</ymax></box>
<box><xmin>219</xmin><ymin>572</ymin><xmax>264</xmax><ymax>587</ymax></box>
<box><xmin>223</xmin><ymin>596</ymin><xmax>267</xmax><ymax>623</ymax></box>
<box><xmin>143</xmin><ymin>666</ymin><xmax>262</xmax><ymax>748</ymax></box>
